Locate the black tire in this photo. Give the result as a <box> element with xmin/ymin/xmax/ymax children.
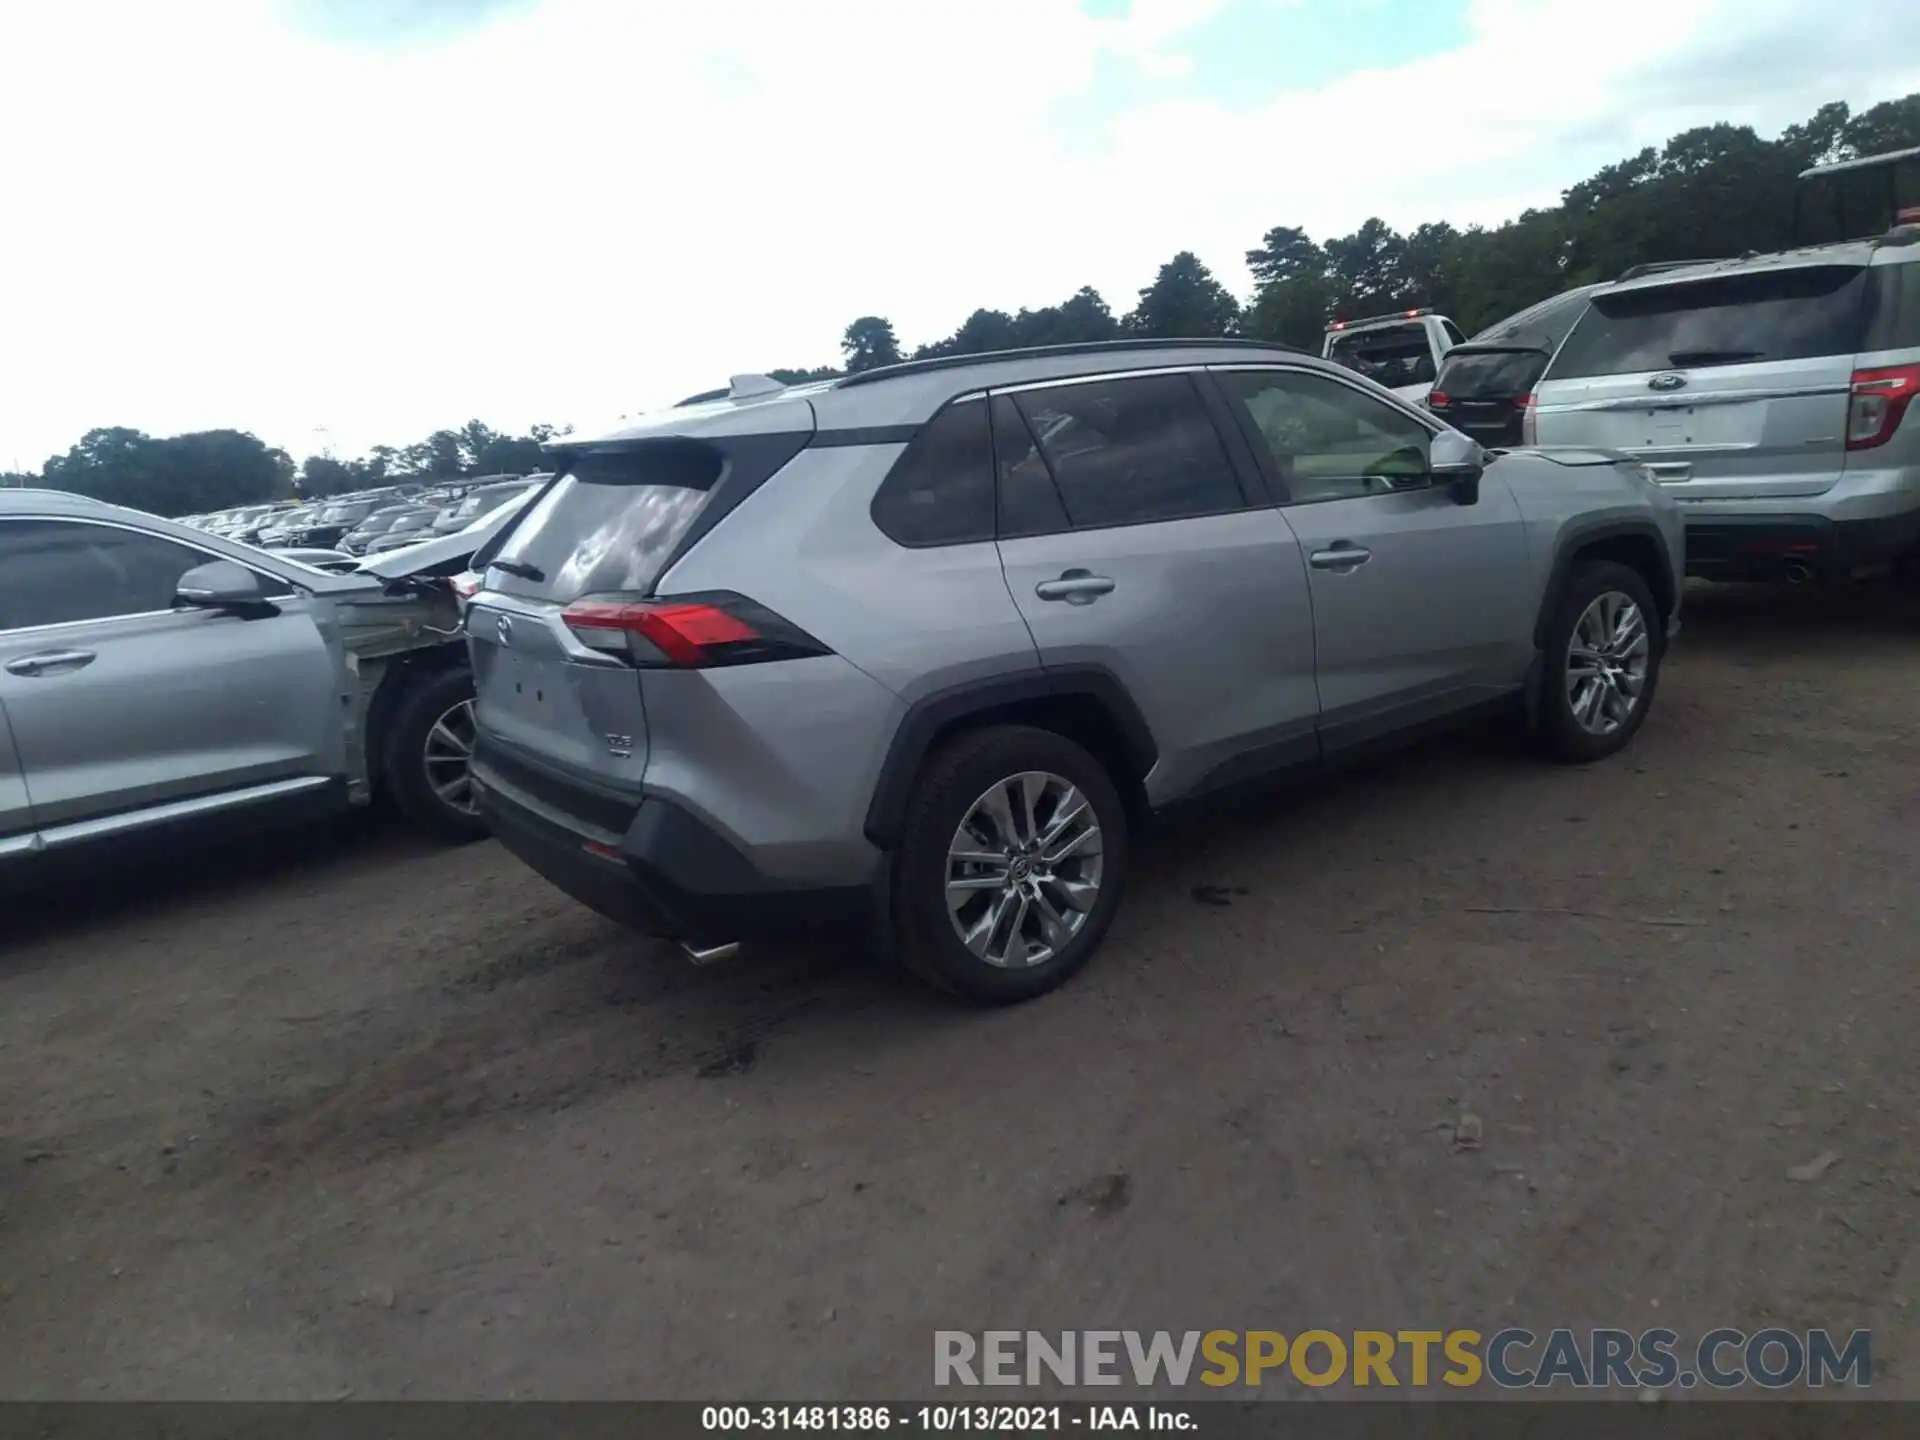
<box><xmin>380</xmin><ymin>665</ymin><xmax>489</xmax><ymax>844</ymax></box>
<box><xmin>888</xmin><ymin>725</ymin><xmax>1130</xmax><ymax>1004</ymax></box>
<box><xmin>1532</xmin><ymin>559</ymin><xmax>1664</xmax><ymax>764</ymax></box>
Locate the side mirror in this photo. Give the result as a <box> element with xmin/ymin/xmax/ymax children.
<box><xmin>1428</xmin><ymin>429</ymin><xmax>1486</xmax><ymax>506</ymax></box>
<box><xmin>175</xmin><ymin>560</ymin><xmax>274</xmax><ymax>615</ymax></box>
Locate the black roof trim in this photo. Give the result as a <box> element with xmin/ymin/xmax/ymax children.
<box><xmin>833</xmin><ymin>337</ymin><xmax>1306</xmax><ymax>389</ymax></box>
<box><xmin>676</xmin><ymin>387</ymin><xmax>732</xmax><ymax>407</ymax></box>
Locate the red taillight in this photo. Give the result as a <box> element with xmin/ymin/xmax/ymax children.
<box><xmin>1846</xmin><ymin>364</ymin><xmax>1920</xmax><ymax>451</ymax></box>
<box><xmin>450</xmin><ymin>574</ymin><xmax>480</xmax><ymax>599</ymax></box>
<box><xmin>560</xmin><ymin>592</ymin><xmax>828</xmax><ymax>669</ymax></box>
<box><xmin>1427</xmin><ymin>389</ymin><xmax>1451</xmax><ymax>409</ymax></box>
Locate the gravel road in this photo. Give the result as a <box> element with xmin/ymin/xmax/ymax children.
<box><xmin>4</xmin><ymin>581</ymin><xmax>1917</xmax><ymax>1399</ymax></box>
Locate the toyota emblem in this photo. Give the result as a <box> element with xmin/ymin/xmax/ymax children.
<box><xmin>1648</xmin><ymin>372</ymin><xmax>1688</xmax><ymax>392</ymax></box>
<box><xmin>496</xmin><ymin>614</ymin><xmax>513</xmax><ymax>646</ymax></box>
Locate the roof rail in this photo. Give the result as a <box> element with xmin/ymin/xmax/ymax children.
<box><xmin>834</xmin><ymin>337</ymin><xmax>1304</xmax><ymax>389</ymax></box>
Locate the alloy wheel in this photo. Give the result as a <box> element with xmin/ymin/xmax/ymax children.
<box><xmin>1565</xmin><ymin>590</ymin><xmax>1650</xmax><ymax>736</ymax></box>
<box><xmin>423</xmin><ymin>698</ymin><xmax>479</xmax><ymax>816</ymax></box>
<box><xmin>945</xmin><ymin>771</ymin><xmax>1103</xmax><ymax>968</ymax></box>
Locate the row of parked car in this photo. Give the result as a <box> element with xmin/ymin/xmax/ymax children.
<box><xmin>181</xmin><ymin>476</ymin><xmax>545</xmax><ymax>568</ymax></box>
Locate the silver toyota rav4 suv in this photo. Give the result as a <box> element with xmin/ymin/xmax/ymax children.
<box><xmin>1526</xmin><ymin>219</ymin><xmax>1920</xmax><ymax>582</ymax></box>
<box><xmin>467</xmin><ymin>339</ymin><xmax>1684</xmax><ymax>1002</ymax></box>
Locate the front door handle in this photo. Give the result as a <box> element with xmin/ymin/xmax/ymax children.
<box><xmin>1643</xmin><ymin>462</ymin><xmax>1692</xmax><ymax>483</ymax></box>
<box><xmin>1035</xmin><ymin>570</ymin><xmax>1116</xmax><ymax>604</ymax></box>
<box><xmin>1308</xmin><ymin>544</ymin><xmax>1372</xmax><ymax>572</ymax></box>
<box><xmin>4</xmin><ymin>649</ymin><xmax>97</xmax><ymax>677</ymax></box>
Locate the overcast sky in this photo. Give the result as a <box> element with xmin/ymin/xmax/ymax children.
<box><xmin>4</xmin><ymin>0</ymin><xmax>1919</xmax><ymax>468</ymax></box>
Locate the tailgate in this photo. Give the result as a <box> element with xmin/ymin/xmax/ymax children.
<box><xmin>467</xmin><ymin>596</ymin><xmax>650</xmax><ymax>791</ymax></box>
<box><xmin>1535</xmin><ymin>262</ymin><xmax>1868</xmax><ymax>498</ymax></box>
<box><xmin>1534</xmin><ymin>356</ymin><xmax>1852</xmax><ymax>497</ymax></box>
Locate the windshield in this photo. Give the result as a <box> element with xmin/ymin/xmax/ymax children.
<box><xmin>1326</xmin><ymin>322</ymin><xmax>1437</xmax><ymax>388</ymax></box>
<box><xmin>318</xmin><ymin>501</ymin><xmax>376</xmax><ymax>523</ymax></box>
<box><xmin>387</xmin><ymin>510</ymin><xmax>434</xmax><ymax>531</ymax></box>
<box><xmin>1548</xmin><ymin>265</ymin><xmax>1871</xmax><ymax>379</ymax></box>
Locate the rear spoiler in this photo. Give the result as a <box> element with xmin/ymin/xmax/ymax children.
<box><xmin>1615</xmin><ymin>258</ymin><xmax>1735</xmax><ymax>281</ymax></box>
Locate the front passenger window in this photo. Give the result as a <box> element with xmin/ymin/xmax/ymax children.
<box><xmin>0</xmin><ymin>520</ymin><xmax>225</xmax><ymax>631</ymax></box>
<box><xmin>1216</xmin><ymin>369</ymin><xmax>1433</xmax><ymax>504</ymax></box>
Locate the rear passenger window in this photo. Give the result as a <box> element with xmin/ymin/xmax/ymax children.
<box><xmin>870</xmin><ymin>399</ymin><xmax>995</xmax><ymax>546</ymax></box>
<box><xmin>1864</xmin><ymin>261</ymin><xmax>1920</xmax><ymax>351</ymax></box>
<box><xmin>998</xmin><ymin>373</ymin><xmax>1245</xmax><ymax>533</ymax></box>
<box><xmin>1548</xmin><ymin>265</ymin><xmax>1872</xmax><ymax>379</ymax></box>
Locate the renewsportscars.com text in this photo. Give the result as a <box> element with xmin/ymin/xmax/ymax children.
<box><xmin>933</xmin><ymin>1328</ymin><xmax>1871</xmax><ymax>1390</ymax></box>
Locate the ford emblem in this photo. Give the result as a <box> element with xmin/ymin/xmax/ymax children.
<box><xmin>1648</xmin><ymin>372</ymin><xmax>1688</xmax><ymax>392</ymax></box>
<box><xmin>496</xmin><ymin>614</ymin><xmax>513</xmax><ymax>646</ymax></box>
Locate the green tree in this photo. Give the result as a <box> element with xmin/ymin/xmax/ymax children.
<box><xmin>842</xmin><ymin>316</ymin><xmax>903</xmax><ymax>373</ymax></box>
<box><xmin>1123</xmin><ymin>252</ymin><xmax>1240</xmax><ymax>338</ymax></box>
<box><xmin>43</xmin><ymin>426</ymin><xmax>288</xmax><ymax>516</ymax></box>
<box><xmin>766</xmin><ymin>366</ymin><xmax>842</xmax><ymax>384</ymax></box>
<box><xmin>1245</xmin><ymin>224</ymin><xmax>1325</xmax><ymax>287</ymax></box>
<box><xmin>1242</xmin><ymin>274</ymin><xmax>1335</xmax><ymax>349</ymax></box>
<box><xmin>299</xmin><ymin>455</ymin><xmax>361</xmax><ymax>498</ymax></box>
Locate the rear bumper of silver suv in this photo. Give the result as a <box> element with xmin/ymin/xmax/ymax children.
<box><xmin>470</xmin><ymin>734</ymin><xmax>874</xmax><ymax>949</ymax></box>
<box><xmin>1679</xmin><ymin>508</ymin><xmax>1920</xmax><ymax>580</ymax></box>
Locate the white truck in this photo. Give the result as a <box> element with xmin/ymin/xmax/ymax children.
<box><xmin>1321</xmin><ymin>307</ymin><xmax>1465</xmax><ymax>404</ymax></box>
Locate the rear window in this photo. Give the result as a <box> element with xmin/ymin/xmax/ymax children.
<box><xmin>1326</xmin><ymin>322</ymin><xmax>1437</xmax><ymax>388</ymax></box>
<box><xmin>1548</xmin><ymin>265</ymin><xmax>1871</xmax><ymax>379</ymax></box>
<box><xmin>487</xmin><ymin>445</ymin><xmax>718</xmax><ymax>602</ymax></box>
<box><xmin>485</xmin><ymin>433</ymin><xmax>807</xmax><ymax>603</ymax></box>
<box><xmin>1434</xmin><ymin>347</ymin><xmax>1550</xmax><ymax>399</ymax></box>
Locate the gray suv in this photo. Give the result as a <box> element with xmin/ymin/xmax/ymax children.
<box><xmin>467</xmin><ymin>340</ymin><xmax>1684</xmax><ymax>1002</ymax></box>
<box><xmin>1527</xmin><ymin>224</ymin><xmax>1920</xmax><ymax>582</ymax></box>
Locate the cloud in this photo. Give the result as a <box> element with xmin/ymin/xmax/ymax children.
<box><xmin>1</xmin><ymin>0</ymin><xmax>1917</xmax><ymax>467</ymax></box>
<box><xmin>278</xmin><ymin>0</ymin><xmax>537</xmax><ymax>46</ymax></box>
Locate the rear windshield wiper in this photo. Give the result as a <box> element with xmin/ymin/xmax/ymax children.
<box><xmin>1667</xmin><ymin>348</ymin><xmax>1763</xmax><ymax>366</ymax></box>
<box><xmin>488</xmin><ymin>559</ymin><xmax>545</xmax><ymax>582</ymax></box>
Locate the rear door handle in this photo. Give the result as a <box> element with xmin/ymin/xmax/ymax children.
<box><xmin>1643</xmin><ymin>462</ymin><xmax>1692</xmax><ymax>483</ymax></box>
<box><xmin>1308</xmin><ymin>545</ymin><xmax>1372</xmax><ymax>571</ymax></box>
<box><xmin>1035</xmin><ymin>570</ymin><xmax>1116</xmax><ymax>604</ymax></box>
<box><xmin>4</xmin><ymin>649</ymin><xmax>97</xmax><ymax>676</ymax></box>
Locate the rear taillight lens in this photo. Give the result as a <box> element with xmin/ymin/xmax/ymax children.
<box><xmin>450</xmin><ymin>573</ymin><xmax>480</xmax><ymax>600</ymax></box>
<box><xmin>1846</xmin><ymin>364</ymin><xmax>1920</xmax><ymax>451</ymax></box>
<box><xmin>1427</xmin><ymin>390</ymin><xmax>1450</xmax><ymax>409</ymax></box>
<box><xmin>1519</xmin><ymin>393</ymin><xmax>1539</xmax><ymax>447</ymax></box>
<box><xmin>561</xmin><ymin>592</ymin><xmax>830</xmax><ymax>669</ymax></box>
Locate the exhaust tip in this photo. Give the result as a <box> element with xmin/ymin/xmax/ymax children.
<box><xmin>680</xmin><ymin>940</ymin><xmax>741</xmax><ymax>966</ymax></box>
<box><xmin>1783</xmin><ymin>558</ymin><xmax>1817</xmax><ymax>585</ymax></box>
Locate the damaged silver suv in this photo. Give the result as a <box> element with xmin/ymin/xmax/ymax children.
<box><xmin>0</xmin><ymin>488</ymin><xmax>495</xmax><ymax>875</ymax></box>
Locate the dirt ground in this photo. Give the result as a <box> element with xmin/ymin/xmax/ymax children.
<box><xmin>3</xmin><ymin>580</ymin><xmax>1918</xmax><ymax>1400</ymax></box>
